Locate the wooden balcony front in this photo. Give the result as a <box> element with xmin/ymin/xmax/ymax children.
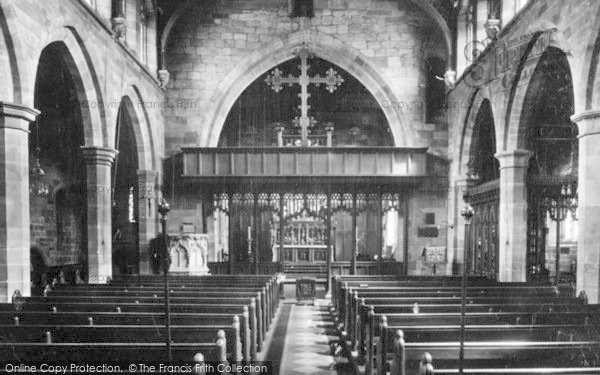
<box><xmin>180</xmin><ymin>147</ymin><xmax>430</xmax><ymax>183</ymax></box>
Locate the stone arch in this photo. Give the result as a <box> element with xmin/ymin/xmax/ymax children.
<box><xmin>458</xmin><ymin>87</ymin><xmax>496</xmax><ymax>176</ymax></box>
<box><xmin>120</xmin><ymin>86</ymin><xmax>156</xmax><ymax>171</ymax></box>
<box><xmin>33</xmin><ymin>27</ymin><xmax>106</xmax><ymax>147</ymax></box>
<box><xmin>0</xmin><ymin>2</ymin><xmax>22</xmax><ymax>103</ymax></box>
<box><xmin>201</xmin><ymin>30</ymin><xmax>419</xmax><ymax>148</ymax></box>
<box><xmin>582</xmin><ymin>5</ymin><xmax>600</xmax><ymax>110</ymax></box>
<box><xmin>503</xmin><ymin>24</ymin><xmax>576</xmax><ymax>151</ymax></box>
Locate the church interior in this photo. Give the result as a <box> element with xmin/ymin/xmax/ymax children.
<box><xmin>1</xmin><ymin>0</ymin><xmax>600</xmax><ymax>373</ymax></box>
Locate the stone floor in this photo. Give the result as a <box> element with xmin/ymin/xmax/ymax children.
<box><xmin>265</xmin><ymin>299</ymin><xmax>350</xmax><ymax>375</ymax></box>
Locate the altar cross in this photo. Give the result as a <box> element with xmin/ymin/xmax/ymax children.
<box><xmin>265</xmin><ymin>47</ymin><xmax>344</xmax><ymax>146</ymax></box>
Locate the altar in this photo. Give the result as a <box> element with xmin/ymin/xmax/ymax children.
<box><xmin>272</xmin><ymin>212</ymin><xmax>331</xmax><ymax>263</ymax></box>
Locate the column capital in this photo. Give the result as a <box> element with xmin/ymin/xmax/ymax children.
<box><xmin>137</xmin><ymin>169</ymin><xmax>158</xmax><ymax>183</ymax></box>
<box><xmin>571</xmin><ymin>110</ymin><xmax>600</xmax><ymax>138</ymax></box>
<box><xmin>0</xmin><ymin>102</ymin><xmax>40</xmax><ymax>131</ymax></box>
<box><xmin>495</xmin><ymin>149</ymin><xmax>533</xmax><ymax>169</ymax></box>
<box><xmin>81</xmin><ymin>146</ymin><xmax>118</xmax><ymax>166</ymax></box>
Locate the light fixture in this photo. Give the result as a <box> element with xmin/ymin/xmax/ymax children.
<box><xmin>30</xmin><ymin>119</ymin><xmax>50</xmax><ymax>198</ymax></box>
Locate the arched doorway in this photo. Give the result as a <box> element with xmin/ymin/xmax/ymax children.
<box><xmin>465</xmin><ymin>99</ymin><xmax>500</xmax><ymax>278</ymax></box>
<box><xmin>30</xmin><ymin>42</ymin><xmax>87</xmax><ymax>291</ymax></box>
<box><xmin>112</xmin><ymin>98</ymin><xmax>140</xmax><ymax>275</ymax></box>
<box><xmin>521</xmin><ymin>47</ymin><xmax>577</xmax><ymax>283</ymax></box>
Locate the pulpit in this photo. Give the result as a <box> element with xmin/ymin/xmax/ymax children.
<box><xmin>167</xmin><ymin>234</ymin><xmax>210</xmax><ymax>275</ymax></box>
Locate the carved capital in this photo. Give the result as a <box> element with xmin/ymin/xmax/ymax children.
<box><xmin>0</xmin><ymin>102</ymin><xmax>40</xmax><ymax>132</ymax></box>
<box><xmin>571</xmin><ymin>110</ymin><xmax>600</xmax><ymax>138</ymax></box>
<box><xmin>495</xmin><ymin>149</ymin><xmax>533</xmax><ymax>169</ymax></box>
<box><xmin>81</xmin><ymin>146</ymin><xmax>118</xmax><ymax>167</ymax></box>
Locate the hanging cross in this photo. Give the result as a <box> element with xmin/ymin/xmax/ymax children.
<box><xmin>265</xmin><ymin>46</ymin><xmax>344</xmax><ymax>146</ymax></box>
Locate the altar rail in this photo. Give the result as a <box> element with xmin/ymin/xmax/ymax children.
<box><xmin>330</xmin><ymin>261</ymin><xmax>404</xmax><ymax>276</ymax></box>
<box><xmin>208</xmin><ymin>262</ymin><xmax>282</xmax><ymax>275</ymax></box>
<box><xmin>181</xmin><ymin>147</ymin><xmax>428</xmax><ymax>178</ymax></box>
<box><xmin>207</xmin><ymin>261</ymin><xmax>403</xmax><ymax>276</ymax></box>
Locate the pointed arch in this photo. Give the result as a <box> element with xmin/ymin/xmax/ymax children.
<box><xmin>200</xmin><ymin>30</ymin><xmax>419</xmax><ymax>148</ymax></box>
<box><xmin>503</xmin><ymin>25</ymin><xmax>576</xmax><ymax>151</ymax></box>
<box><xmin>0</xmin><ymin>2</ymin><xmax>22</xmax><ymax>103</ymax></box>
<box><xmin>458</xmin><ymin>87</ymin><xmax>496</xmax><ymax>176</ymax></box>
<box><xmin>33</xmin><ymin>27</ymin><xmax>106</xmax><ymax>147</ymax></box>
<box><xmin>120</xmin><ymin>86</ymin><xmax>156</xmax><ymax>171</ymax></box>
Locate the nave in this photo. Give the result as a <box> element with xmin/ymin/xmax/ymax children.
<box><xmin>2</xmin><ymin>274</ymin><xmax>600</xmax><ymax>374</ymax></box>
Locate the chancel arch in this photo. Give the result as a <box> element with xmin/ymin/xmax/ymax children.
<box><xmin>218</xmin><ymin>56</ymin><xmax>393</xmax><ymax>147</ymax></box>
<box><xmin>200</xmin><ymin>31</ymin><xmax>420</xmax><ymax>148</ymax></box>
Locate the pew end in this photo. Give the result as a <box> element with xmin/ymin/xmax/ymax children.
<box><xmin>193</xmin><ymin>353</ymin><xmax>206</xmax><ymax>375</ymax></box>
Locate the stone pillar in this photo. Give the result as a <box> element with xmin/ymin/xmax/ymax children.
<box><xmin>0</xmin><ymin>102</ymin><xmax>39</xmax><ymax>301</ymax></box>
<box><xmin>495</xmin><ymin>149</ymin><xmax>532</xmax><ymax>282</ymax></box>
<box><xmin>571</xmin><ymin>110</ymin><xmax>600</xmax><ymax>302</ymax></box>
<box><xmin>82</xmin><ymin>146</ymin><xmax>118</xmax><ymax>284</ymax></box>
<box><xmin>137</xmin><ymin>169</ymin><xmax>158</xmax><ymax>275</ymax></box>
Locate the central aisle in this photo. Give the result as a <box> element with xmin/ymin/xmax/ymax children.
<box><xmin>276</xmin><ymin>302</ymin><xmax>344</xmax><ymax>374</ymax></box>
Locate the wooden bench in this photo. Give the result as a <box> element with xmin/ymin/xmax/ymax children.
<box><xmin>380</xmin><ymin>331</ymin><xmax>600</xmax><ymax>375</ymax></box>
<box><xmin>5</xmin><ymin>300</ymin><xmax>265</xmax><ymax>355</ymax></box>
<box><xmin>0</xmin><ymin>341</ymin><xmax>226</xmax><ymax>364</ymax></box>
<box><xmin>0</xmin><ymin>323</ymin><xmax>245</xmax><ymax>363</ymax></box>
<box><xmin>9</xmin><ymin>275</ymin><xmax>281</xmax><ymax>364</ymax></box>
<box><xmin>329</xmin><ymin>278</ymin><xmax>598</xmax><ymax>375</ymax></box>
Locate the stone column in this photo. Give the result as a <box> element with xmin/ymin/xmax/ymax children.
<box><xmin>82</xmin><ymin>146</ymin><xmax>118</xmax><ymax>284</ymax></box>
<box><xmin>495</xmin><ymin>149</ymin><xmax>532</xmax><ymax>282</ymax></box>
<box><xmin>137</xmin><ymin>169</ymin><xmax>158</xmax><ymax>275</ymax></box>
<box><xmin>0</xmin><ymin>102</ymin><xmax>39</xmax><ymax>301</ymax></box>
<box><xmin>571</xmin><ymin>110</ymin><xmax>600</xmax><ymax>303</ymax></box>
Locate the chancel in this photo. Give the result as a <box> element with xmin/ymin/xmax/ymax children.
<box><xmin>1</xmin><ymin>0</ymin><xmax>600</xmax><ymax>373</ymax></box>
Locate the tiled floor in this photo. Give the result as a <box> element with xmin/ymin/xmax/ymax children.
<box><xmin>278</xmin><ymin>301</ymin><xmax>347</xmax><ymax>375</ymax></box>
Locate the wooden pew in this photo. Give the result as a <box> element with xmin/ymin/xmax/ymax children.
<box><xmin>330</xmin><ymin>279</ymin><xmax>596</xmax><ymax>375</ymax></box>
<box><xmin>0</xmin><ymin>324</ymin><xmax>244</xmax><ymax>363</ymax></box>
<box><xmin>48</xmin><ymin>286</ymin><xmax>275</xmax><ymax>334</ymax></box>
<box><xmin>12</xmin><ymin>275</ymin><xmax>279</xmax><ymax>364</ymax></box>
<box><xmin>364</xmin><ymin>310</ymin><xmax>599</xmax><ymax>374</ymax></box>
<box><xmin>381</xmin><ymin>330</ymin><xmax>600</xmax><ymax>375</ymax></box>
<box><xmin>4</xmin><ymin>301</ymin><xmax>261</xmax><ymax>359</ymax></box>
<box><xmin>52</xmin><ymin>284</ymin><xmax>277</xmax><ymax>333</ymax></box>
<box><xmin>346</xmin><ymin>293</ymin><xmax>576</xmax><ymax>348</ymax></box>
<box><xmin>44</xmin><ymin>285</ymin><xmax>272</xmax><ymax>347</ymax></box>
<box><xmin>0</xmin><ymin>341</ymin><xmax>226</xmax><ymax>364</ymax></box>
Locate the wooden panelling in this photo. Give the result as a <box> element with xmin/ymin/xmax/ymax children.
<box><xmin>182</xmin><ymin>147</ymin><xmax>428</xmax><ymax>178</ymax></box>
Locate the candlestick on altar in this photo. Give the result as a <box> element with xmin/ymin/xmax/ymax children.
<box><xmin>247</xmin><ymin>225</ymin><xmax>253</xmax><ymax>256</ymax></box>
